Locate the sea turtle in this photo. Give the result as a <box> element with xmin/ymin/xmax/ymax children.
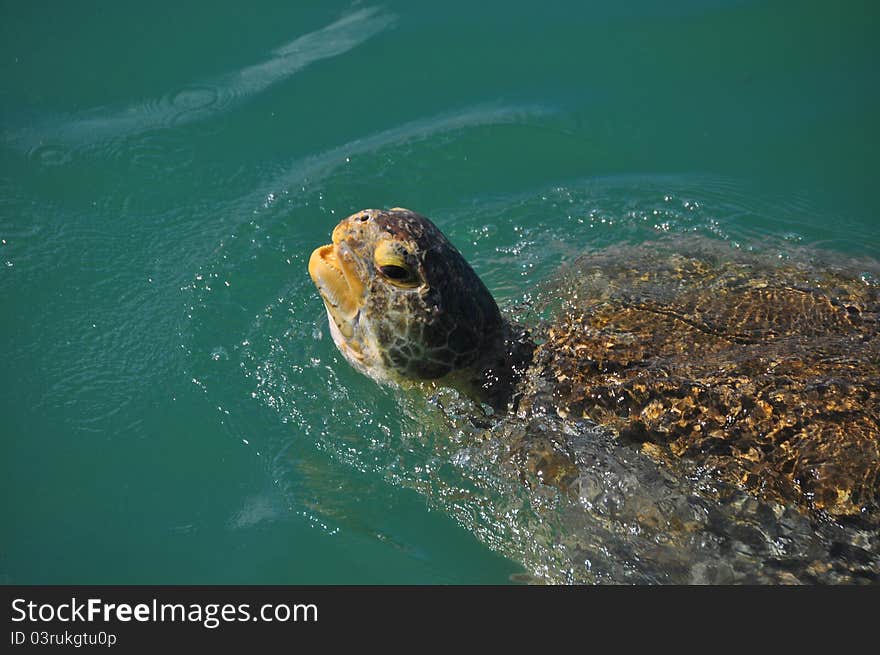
<box><xmin>308</xmin><ymin>207</ymin><xmax>880</xmax><ymax>581</ymax></box>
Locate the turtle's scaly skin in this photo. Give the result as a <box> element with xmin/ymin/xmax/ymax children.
<box><xmin>308</xmin><ymin>208</ymin><xmax>530</xmax><ymax>404</ymax></box>
<box><xmin>309</xmin><ymin>209</ymin><xmax>880</xmax><ymax>524</ymax></box>
<box><xmin>520</xmin><ymin>243</ymin><xmax>880</xmax><ymax>520</ymax></box>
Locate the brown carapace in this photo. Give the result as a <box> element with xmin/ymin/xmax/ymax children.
<box><xmin>523</xmin><ymin>242</ymin><xmax>879</xmax><ymax>521</ymax></box>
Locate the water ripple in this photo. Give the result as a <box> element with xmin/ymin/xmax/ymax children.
<box><xmin>265</xmin><ymin>103</ymin><xmax>555</xmax><ymax>194</ymax></box>
<box><xmin>7</xmin><ymin>6</ymin><xmax>396</xmax><ymax>164</ymax></box>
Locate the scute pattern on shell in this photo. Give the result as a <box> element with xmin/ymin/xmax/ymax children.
<box><xmin>521</xmin><ymin>239</ymin><xmax>880</xmax><ymax>521</ymax></box>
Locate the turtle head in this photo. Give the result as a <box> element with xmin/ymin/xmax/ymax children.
<box><xmin>308</xmin><ymin>208</ymin><xmax>514</xmax><ymax>400</ymax></box>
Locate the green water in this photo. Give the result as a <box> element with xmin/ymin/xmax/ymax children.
<box><xmin>1</xmin><ymin>1</ymin><xmax>878</xmax><ymax>584</ymax></box>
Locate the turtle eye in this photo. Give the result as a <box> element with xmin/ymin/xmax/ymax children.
<box><xmin>376</xmin><ymin>261</ymin><xmax>419</xmax><ymax>287</ymax></box>
<box><xmin>374</xmin><ymin>241</ymin><xmax>420</xmax><ymax>288</ymax></box>
<box><xmin>379</xmin><ymin>264</ymin><xmax>410</xmax><ymax>280</ymax></box>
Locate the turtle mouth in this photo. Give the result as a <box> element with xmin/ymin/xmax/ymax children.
<box><xmin>308</xmin><ymin>234</ymin><xmax>366</xmax><ymax>342</ymax></box>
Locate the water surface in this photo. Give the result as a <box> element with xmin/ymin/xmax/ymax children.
<box><xmin>1</xmin><ymin>0</ymin><xmax>878</xmax><ymax>584</ymax></box>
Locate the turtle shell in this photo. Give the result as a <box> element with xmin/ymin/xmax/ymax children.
<box><xmin>521</xmin><ymin>238</ymin><xmax>880</xmax><ymax>521</ymax></box>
